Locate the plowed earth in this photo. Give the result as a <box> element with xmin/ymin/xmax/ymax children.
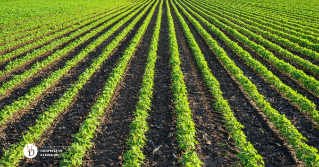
<box><xmin>1</xmin><ymin>0</ymin><xmax>319</xmax><ymax>166</ymax></box>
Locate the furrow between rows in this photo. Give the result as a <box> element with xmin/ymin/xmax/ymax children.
<box><xmin>0</xmin><ymin>1</ymin><xmax>152</xmax><ymax>166</ymax></box>
<box><xmin>178</xmin><ymin>0</ymin><xmax>319</xmax><ymax>165</ymax></box>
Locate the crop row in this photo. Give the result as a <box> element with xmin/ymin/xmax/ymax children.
<box><xmin>199</xmin><ymin>0</ymin><xmax>319</xmax><ymax>35</ymax></box>
<box><xmin>219</xmin><ymin>8</ymin><xmax>319</xmax><ymax>53</ymax></box>
<box><xmin>208</xmin><ymin>0</ymin><xmax>319</xmax><ymax>32</ymax></box>
<box><xmin>233</xmin><ymin>0</ymin><xmax>319</xmax><ymax>24</ymax></box>
<box><xmin>236</xmin><ymin>0</ymin><xmax>319</xmax><ymax>20</ymax></box>
<box><xmin>60</xmin><ymin>1</ymin><xmax>157</xmax><ymax>166</ymax></box>
<box><xmin>170</xmin><ymin>0</ymin><xmax>264</xmax><ymax>166</ymax></box>
<box><xmin>183</xmin><ymin>0</ymin><xmax>319</xmax><ymax>124</ymax></box>
<box><xmin>0</xmin><ymin>13</ymin><xmax>46</xmax><ymax>28</ymax></box>
<box><xmin>0</xmin><ymin>1</ymin><xmax>127</xmax><ymax>40</ymax></box>
<box><xmin>0</xmin><ymin>1</ymin><xmax>145</xmax><ymax>97</ymax></box>
<box><xmin>2</xmin><ymin>0</ymin><xmax>318</xmax><ymax>166</ymax></box>
<box><xmin>0</xmin><ymin>4</ymin><xmax>139</xmax><ymax>79</ymax></box>
<box><xmin>0</xmin><ymin>12</ymin><xmax>61</xmax><ymax>38</ymax></box>
<box><xmin>0</xmin><ymin>6</ymin><xmax>123</xmax><ymax>54</ymax></box>
<box><xmin>0</xmin><ymin>13</ymin><xmax>63</xmax><ymax>39</ymax></box>
<box><xmin>194</xmin><ymin>2</ymin><xmax>319</xmax><ymax>64</ymax></box>
<box><xmin>0</xmin><ymin>11</ymin><xmax>116</xmax><ymax>71</ymax></box>
<box><xmin>185</xmin><ymin>0</ymin><xmax>319</xmax><ymax>99</ymax></box>
<box><xmin>177</xmin><ymin>0</ymin><xmax>319</xmax><ymax>165</ymax></box>
<box><xmin>206</xmin><ymin>5</ymin><xmax>319</xmax><ymax>53</ymax></box>
<box><xmin>209</xmin><ymin>1</ymin><xmax>319</xmax><ymax>39</ymax></box>
<box><xmin>199</xmin><ymin>3</ymin><xmax>319</xmax><ymax>64</ymax></box>
<box><xmin>0</xmin><ymin>7</ymin><xmax>122</xmax><ymax>47</ymax></box>
<box><xmin>192</xmin><ymin>0</ymin><xmax>319</xmax><ymax>66</ymax></box>
<box><xmin>0</xmin><ymin>0</ymin><xmax>151</xmax><ymax>166</ymax></box>
<box><xmin>0</xmin><ymin>10</ymin><xmax>102</xmax><ymax>46</ymax></box>
<box><xmin>167</xmin><ymin>0</ymin><xmax>202</xmax><ymax>166</ymax></box>
<box><xmin>0</xmin><ymin>6</ymin><xmax>124</xmax><ymax>65</ymax></box>
<box><xmin>122</xmin><ymin>0</ymin><xmax>163</xmax><ymax>166</ymax></box>
<box><xmin>0</xmin><ymin>0</ymin><xmax>147</xmax><ymax>128</ymax></box>
<box><xmin>200</xmin><ymin>1</ymin><xmax>319</xmax><ymax>43</ymax></box>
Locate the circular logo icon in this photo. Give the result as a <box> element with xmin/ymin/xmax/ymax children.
<box><xmin>23</xmin><ymin>144</ymin><xmax>38</xmax><ymax>158</ymax></box>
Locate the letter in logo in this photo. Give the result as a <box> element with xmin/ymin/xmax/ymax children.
<box><xmin>23</xmin><ymin>144</ymin><xmax>38</xmax><ymax>158</ymax></box>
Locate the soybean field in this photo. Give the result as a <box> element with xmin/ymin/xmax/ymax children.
<box><xmin>0</xmin><ymin>0</ymin><xmax>319</xmax><ymax>166</ymax></box>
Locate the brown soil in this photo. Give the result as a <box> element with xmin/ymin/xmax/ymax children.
<box><xmin>180</xmin><ymin>2</ymin><xmax>299</xmax><ymax>166</ymax></box>
<box><xmin>259</xmin><ymin>41</ymin><xmax>319</xmax><ymax>81</ymax></box>
<box><xmin>170</xmin><ymin>2</ymin><xmax>239</xmax><ymax>166</ymax></box>
<box><xmin>255</xmin><ymin>32</ymin><xmax>319</xmax><ymax>67</ymax></box>
<box><xmin>15</xmin><ymin>4</ymin><xmax>155</xmax><ymax>166</ymax></box>
<box><xmin>2</xmin><ymin>1</ymin><xmax>319</xmax><ymax>167</ymax></box>
<box><xmin>0</xmin><ymin>6</ymin><xmax>142</xmax><ymax>161</ymax></box>
<box><xmin>81</xmin><ymin>5</ymin><xmax>157</xmax><ymax>167</ymax></box>
<box><xmin>0</xmin><ymin>5</ymin><xmax>140</xmax><ymax>82</ymax></box>
<box><xmin>143</xmin><ymin>2</ymin><xmax>179</xmax><ymax>166</ymax></box>
<box><xmin>188</xmin><ymin>0</ymin><xmax>319</xmax><ymax>70</ymax></box>
<box><xmin>206</xmin><ymin>15</ymin><xmax>319</xmax><ymax>152</ymax></box>
<box><xmin>0</xmin><ymin>6</ymin><xmax>136</xmax><ymax>102</ymax></box>
<box><xmin>197</xmin><ymin>5</ymin><xmax>319</xmax><ymax>105</ymax></box>
<box><xmin>224</xmin><ymin>18</ymin><xmax>319</xmax><ymax>81</ymax></box>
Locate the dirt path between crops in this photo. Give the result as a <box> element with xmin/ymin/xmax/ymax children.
<box><xmin>211</xmin><ymin>17</ymin><xmax>319</xmax><ymax>154</ymax></box>
<box><xmin>180</xmin><ymin>2</ymin><xmax>300</xmax><ymax>166</ymax></box>
<box><xmin>0</xmin><ymin>7</ymin><xmax>133</xmax><ymax>84</ymax></box>
<box><xmin>16</xmin><ymin>5</ymin><xmax>152</xmax><ymax>167</ymax></box>
<box><xmin>170</xmin><ymin>2</ymin><xmax>239</xmax><ymax>166</ymax></box>
<box><xmin>0</xmin><ymin>16</ymin><xmax>136</xmax><ymax>154</ymax></box>
<box><xmin>0</xmin><ymin>5</ymin><xmax>140</xmax><ymax>112</ymax></box>
<box><xmin>196</xmin><ymin>5</ymin><xmax>319</xmax><ymax>101</ymax></box>
<box><xmin>227</xmin><ymin>21</ymin><xmax>319</xmax><ymax>82</ymax></box>
<box><xmin>0</xmin><ymin>6</ymin><xmax>135</xmax><ymax>84</ymax></box>
<box><xmin>143</xmin><ymin>2</ymin><xmax>179</xmax><ymax>166</ymax></box>
<box><xmin>0</xmin><ymin>18</ymin><xmax>131</xmax><ymax>106</ymax></box>
<box><xmin>81</xmin><ymin>4</ymin><xmax>157</xmax><ymax>167</ymax></box>
<box><xmin>188</xmin><ymin>2</ymin><xmax>319</xmax><ymax>68</ymax></box>
<box><xmin>0</xmin><ymin>8</ymin><xmax>138</xmax><ymax>162</ymax></box>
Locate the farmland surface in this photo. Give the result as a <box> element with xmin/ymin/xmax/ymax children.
<box><xmin>0</xmin><ymin>0</ymin><xmax>319</xmax><ymax>166</ymax></box>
